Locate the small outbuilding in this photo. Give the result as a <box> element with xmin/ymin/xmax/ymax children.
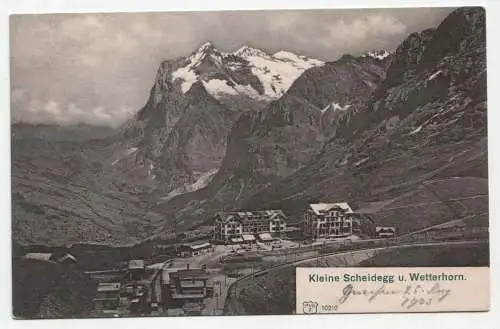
<box><xmin>190</xmin><ymin>242</ymin><xmax>213</xmax><ymax>256</ymax></box>
<box><xmin>376</xmin><ymin>227</ymin><xmax>396</xmax><ymax>239</ymax></box>
<box><xmin>257</xmin><ymin>233</ymin><xmax>274</xmax><ymax>245</ymax></box>
<box><xmin>242</xmin><ymin>234</ymin><xmax>256</xmax><ymax>244</ymax></box>
<box><xmin>128</xmin><ymin>259</ymin><xmax>146</xmax><ymax>280</ymax></box>
<box><xmin>22</xmin><ymin>253</ymin><xmax>53</xmax><ymax>261</ymax></box>
<box><xmin>176</xmin><ymin>242</ymin><xmax>213</xmax><ymax>257</ymax></box>
<box><xmin>94</xmin><ymin>282</ymin><xmax>121</xmax><ymax>311</ymax></box>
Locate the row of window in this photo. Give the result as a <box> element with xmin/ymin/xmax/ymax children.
<box><xmin>221</xmin><ymin>227</ymin><xmax>284</xmax><ymax>235</ymax></box>
<box><xmin>220</xmin><ymin>223</ymin><xmax>276</xmax><ymax>227</ymax></box>
<box><xmin>219</xmin><ymin>223</ymin><xmax>285</xmax><ymax>230</ymax></box>
<box><xmin>316</xmin><ymin>224</ymin><xmax>351</xmax><ymax>228</ymax></box>
<box><xmin>217</xmin><ymin>218</ymin><xmax>285</xmax><ymax>224</ymax></box>
<box><xmin>305</xmin><ymin>217</ymin><xmax>351</xmax><ymax>222</ymax></box>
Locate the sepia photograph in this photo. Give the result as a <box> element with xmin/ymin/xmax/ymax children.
<box><xmin>10</xmin><ymin>5</ymin><xmax>488</xmax><ymax>319</ymax></box>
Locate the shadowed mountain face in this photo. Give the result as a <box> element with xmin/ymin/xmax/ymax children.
<box><xmin>122</xmin><ymin>80</ymin><xmax>237</xmax><ymax>194</ymax></box>
<box><xmin>242</xmin><ymin>7</ymin><xmax>488</xmax><ymax>233</ymax></box>
<box><xmin>11</xmin><ymin>7</ymin><xmax>487</xmax><ymax>246</ymax></box>
<box><xmin>219</xmin><ymin>53</ymin><xmax>392</xmax><ymax>192</ymax></box>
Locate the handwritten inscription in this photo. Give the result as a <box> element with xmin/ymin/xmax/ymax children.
<box><xmin>334</xmin><ymin>283</ymin><xmax>452</xmax><ymax>310</ymax></box>
<box><xmin>401</xmin><ymin>283</ymin><xmax>451</xmax><ymax>309</ymax></box>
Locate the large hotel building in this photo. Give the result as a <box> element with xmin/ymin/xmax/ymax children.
<box><xmin>213</xmin><ymin>210</ymin><xmax>287</xmax><ymax>244</ymax></box>
<box><xmin>303</xmin><ymin>202</ymin><xmax>354</xmax><ymax>239</ymax></box>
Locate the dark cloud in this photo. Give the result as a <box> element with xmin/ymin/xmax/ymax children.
<box><xmin>10</xmin><ymin>7</ymin><xmax>455</xmax><ymax>127</ymax></box>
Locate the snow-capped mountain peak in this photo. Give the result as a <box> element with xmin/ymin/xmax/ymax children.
<box><xmin>187</xmin><ymin>41</ymin><xmax>218</xmax><ymax>64</ymax></box>
<box><xmin>362</xmin><ymin>49</ymin><xmax>392</xmax><ymax>60</ymax></box>
<box><xmin>171</xmin><ymin>42</ymin><xmax>221</xmax><ymax>93</ymax></box>
<box><xmin>198</xmin><ymin>41</ymin><xmax>215</xmax><ymax>51</ymax></box>
<box><xmin>171</xmin><ymin>41</ymin><xmax>324</xmax><ymax>100</ymax></box>
<box><xmin>234</xmin><ymin>45</ymin><xmax>270</xmax><ymax>58</ymax></box>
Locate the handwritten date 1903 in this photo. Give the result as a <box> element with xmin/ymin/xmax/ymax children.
<box><xmin>401</xmin><ymin>283</ymin><xmax>452</xmax><ymax>310</ymax></box>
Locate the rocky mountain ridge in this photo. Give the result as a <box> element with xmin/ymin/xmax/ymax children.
<box><xmin>243</xmin><ymin>7</ymin><xmax>488</xmax><ymax>234</ymax></box>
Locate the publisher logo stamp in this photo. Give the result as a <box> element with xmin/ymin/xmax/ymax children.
<box><xmin>302</xmin><ymin>301</ymin><xmax>319</xmax><ymax>314</ymax></box>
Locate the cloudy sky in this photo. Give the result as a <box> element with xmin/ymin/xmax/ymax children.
<box><xmin>10</xmin><ymin>7</ymin><xmax>454</xmax><ymax>127</ymax></box>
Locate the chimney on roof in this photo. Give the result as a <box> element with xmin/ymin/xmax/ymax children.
<box><xmin>187</xmin><ymin>264</ymin><xmax>190</xmax><ymax>270</ymax></box>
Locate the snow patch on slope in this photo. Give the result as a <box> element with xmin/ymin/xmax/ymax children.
<box><xmin>202</xmin><ymin>78</ymin><xmax>270</xmax><ymax>101</ymax></box>
<box><xmin>243</xmin><ymin>51</ymin><xmax>323</xmax><ymax>99</ymax></box>
<box><xmin>234</xmin><ymin>84</ymin><xmax>269</xmax><ymax>101</ymax></box>
<box><xmin>202</xmin><ymin>79</ymin><xmax>239</xmax><ymax>97</ymax></box>
<box><xmin>410</xmin><ymin>126</ymin><xmax>423</xmax><ymax>135</ymax></box>
<box><xmin>273</xmin><ymin>50</ymin><xmax>324</xmax><ymax>66</ymax></box>
<box><xmin>172</xmin><ymin>67</ymin><xmax>198</xmax><ymax>93</ymax></box>
<box><xmin>354</xmin><ymin>157</ymin><xmax>370</xmax><ymax>167</ymax></box>
<box><xmin>161</xmin><ymin>169</ymin><xmax>218</xmax><ymax>200</ymax></box>
<box><xmin>322</xmin><ymin>102</ymin><xmax>352</xmax><ymax>113</ymax></box>
<box><xmin>124</xmin><ymin>147</ymin><xmax>138</xmax><ymax>156</ymax></box>
<box><xmin>362</xmin><ymin>50</ymin><xmax>392</xmax><ymax>60</ymax></box>
<box><xmin>111</xmin><ymin>147</ymin><xmax>139</xmax><ymax>166</ymax></box>
<box><xmin>427</xmin><ymin>70</ymin><xmax>442</xmax><ymax>81</ymax></box>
